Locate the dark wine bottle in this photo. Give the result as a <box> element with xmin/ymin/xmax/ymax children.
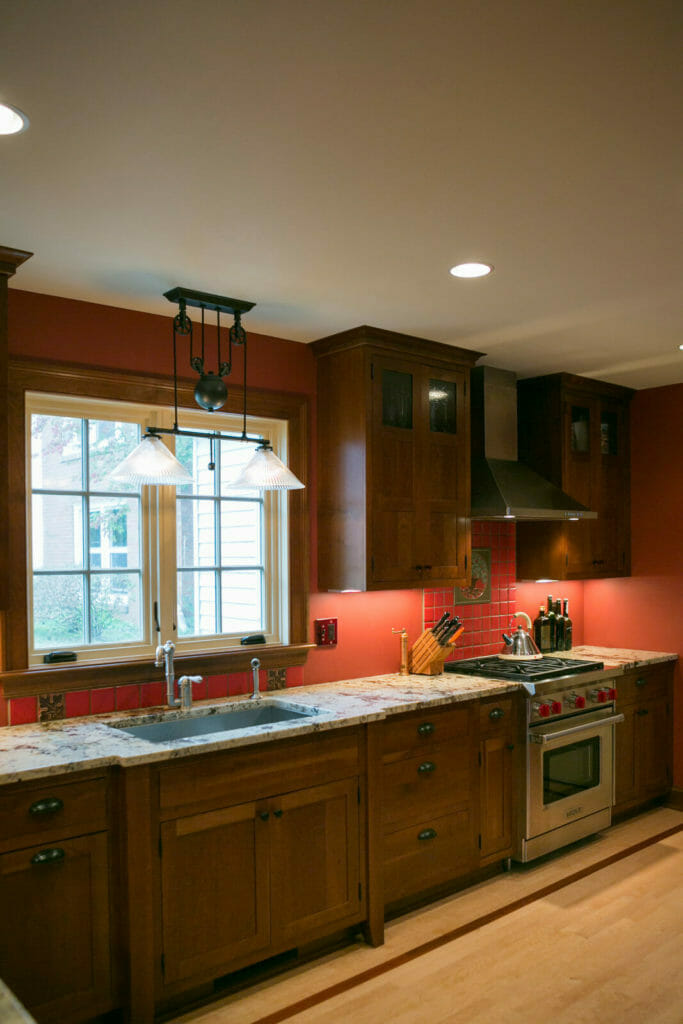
<box><xmin>554</xmin><ymin>599</ymin><xmax>565</xmax><ymax>651</ymax></box>
<box><xmin>534</xmin><ymin>605</ymin><xmax>551</xmax><ymax>653</ymax></box>
<box><xmin>563</xmin><ymin>598</ymin><xmax>573</xmax><ymax>650</ymax></box>
<box><xmin>546</xmin><ymin>595</ymin><xmax>556</xmax><ymax>651</ymax></box>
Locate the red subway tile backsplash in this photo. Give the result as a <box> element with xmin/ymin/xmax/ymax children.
<box><xmin>9</xmin><ymin>697</ymin><xmax>38</xmax><ymax>725</ymax></box>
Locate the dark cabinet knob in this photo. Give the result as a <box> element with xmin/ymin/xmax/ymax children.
<box><xmin>636</xmin><ymin>708</ymin><xmax>649</xmax><ymax>717</ymax></box>
<box><xmin>418</xmin><ymin>828</ymin><xmax>437</xmax><ymax>841</ymax></box>
<box><xmin>489</xmin><ymin>708</ymin><xmax>504</xmax><ymax>721</ymax></box>
<box><xmin>29</xmin><ymin>797</ymin><xmax>64</xmax><ymax>817</ymax></box>
<box><xmin>417</xmin><ymin>722</ymin><xmax>435</xmax><ymax>736</ymax></box>
<box><xmin>31</xmin><ymin>847</ymin><xmax>65</xmax><ymax>866</ymax></box>
<box><xmin>506</xmin><ymin>743</ymin><xmax>515</xmax><ymax>751</ymax></box>
<box><xmin>635</xmin><ymin>677</ymin><xmax>647</xmax><ymax>687</ymax></box>
<box><xmin>417</xmin><ymin>761</ymin><xmax>436</xmax><ymax>774</ymax></box>
<box><xmin>259</xmin><ymin>811</ymin><xmax>270</xmax><ymax>821</ymax></box>
<box><xmin>273</xmin><ymin>809</ymin><xmax>283</xmax><ymax>818</ymax></box>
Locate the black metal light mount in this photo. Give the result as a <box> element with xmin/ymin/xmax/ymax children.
<box><xmin>164</xmin><ymin>287</ymin><xmax>255</xmax><ymax>414</ymax></box>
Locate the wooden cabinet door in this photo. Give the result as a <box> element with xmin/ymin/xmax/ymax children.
<box><xmin>634</xmin><ymin>698</ymin><xmax>670</xmax><ymax>798</ymax></box>
<box><xmin>614</xmin><ymin>703</ymin><xmax>637</xmax><ymax>809</ymax></box>
<box><xmin>370</xmin><ymin>356</ymin><xmax>470</xmax><ymax>587</ymax></box>
<box><xmin>479</xmin><ymin>735</ymin><xmax>514</xmax><ymax>862</ymax></box>
<box><xmin>416</xmin><ymin>366</ymin><xmax>470</xmax><ymax>584</ymax></box>
<box><xmin>160</xmin><ymin>801</ymin><xmax>270</xmax><ymax>986</ymax></box>
<box><xmin>0</xmin><ymin>832</ymin><xmax>112</xmax><ymax>1023</ymax></box>
<box><xmin>269</xmin><ymin>778</ymin><xmax>361</xmax><ymax>948</ymax></box>
<box><xmin>562</xmin><ymin>392</ymin><xmax>599</xmax><ymax>577</ymax></box>
<box><xmin>370</xmin><ymin>355</ymin><xmax>421</xmax><ymax>585</ymax></box>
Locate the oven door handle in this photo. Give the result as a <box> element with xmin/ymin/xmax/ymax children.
<box><xmin>529</xmin><ymin>712</ymin><xmax>624</xmax><ymax>744</ymax></box>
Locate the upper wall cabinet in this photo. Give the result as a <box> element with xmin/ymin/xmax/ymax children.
<box><xmin>312</xmin><ymin>327</ymin><xmax>482</xmax><ymax>591</ymax></box>
<box><xmin>516</xmin><ymin>373</ymin><xmax>634</xmax><ymax>580</ymax></box>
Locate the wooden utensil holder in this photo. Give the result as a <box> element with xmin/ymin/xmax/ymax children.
<box><xmin>409</xmin><ymin>627</ymin><xmax>462</xmax><ymax>675</ymax></box>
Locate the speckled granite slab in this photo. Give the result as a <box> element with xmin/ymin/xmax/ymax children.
<box><xmin>0</xmin><ymin>649</ymin><xmax>676</xmax><ymax>786</ymax></box>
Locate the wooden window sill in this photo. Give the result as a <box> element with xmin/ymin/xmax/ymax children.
<box><xmin>0</xmin><ymin>644</ymin><xmax>315</xmax><ymax>699</ymax></box>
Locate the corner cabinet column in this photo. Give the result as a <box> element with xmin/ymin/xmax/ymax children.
<box><xmin>312</xmin><ymin>326</ymin><xmax>482</xmax><ymax>591</ymax></box>
<box><xmin>0</xmin><ymin>246</ymin><xmax>32</xmax><ymax>633</ymax></box>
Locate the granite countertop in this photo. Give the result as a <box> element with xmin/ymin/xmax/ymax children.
<box><xmin>0</xmin><ymin>646</ymin><xmax>676</xmax><ymax>786</ymax></box>
<box><xmin>0</xmin><ymin>979</ymin><xmax>36</xmax><ymax>1024</ymax></box>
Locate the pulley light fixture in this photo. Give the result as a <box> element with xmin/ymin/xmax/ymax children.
<box><xmin>111</xmin><ymin>287</ymin><xmax>305</xmax><ymax>490</ymax></box>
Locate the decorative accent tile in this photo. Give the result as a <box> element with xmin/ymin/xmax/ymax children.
<box><xmin>65</xmin><ymin>691</ymin><xmax>91</xmax><ymax>718</ymax></box>
<box><xmin>38</xmin><ymin>693</ymin><xmax>65</xmax><ymax>722</ymax></box>
<box><xmin>9</xmin><ymin>697</ymin><xmax>38</xmax><ymax>725</ymax></box>
<box><xmin>267</xmin><ymin>668</ymin><xmax>286</xmax><ymax>691</ymax></box>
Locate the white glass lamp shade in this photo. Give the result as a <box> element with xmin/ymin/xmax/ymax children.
<box><xmin>228</xmin><ymin>445</ymin><xmax>305</xmax><ymax>491</ymax></box>
<box><xmin>109</xmin><ymin>435</ymin><xmax>192</xmax><ymax>486</ymax></box>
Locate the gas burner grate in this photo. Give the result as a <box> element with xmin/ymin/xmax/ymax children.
<box><xmin>445</xmin><ymin>655</ymin><xmax>604</xmax><ymax>682</ymax></box>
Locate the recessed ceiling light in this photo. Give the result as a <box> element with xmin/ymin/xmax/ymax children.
<box><xmin>0</xmin><ymin>103</ymin><xmax>30</xmax><ymax>135</ymax></box>
<box><xmin>449</xmin><ymin>262</ymin><xmax>493</xmax><ymax>279</ymax></box>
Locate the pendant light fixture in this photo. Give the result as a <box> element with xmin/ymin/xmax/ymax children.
<box><xmin>110</xmin><ymin>287</ymin><xmax>304</xmax><ymax>490</ymax></box>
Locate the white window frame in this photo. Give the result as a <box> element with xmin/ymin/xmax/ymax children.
<box><xmin>25</xmin><ymin>392</ymin><xmax>290</xmax><ymax>666</ymax></box>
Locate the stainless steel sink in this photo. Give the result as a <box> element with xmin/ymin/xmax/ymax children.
<box><xmin>114</xmin><ymin>701</ymin><xmax>321</xmax><ymax>744</ymax></box>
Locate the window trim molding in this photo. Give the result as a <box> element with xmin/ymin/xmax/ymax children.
<box><xmin>3</xmin><ymin>356</ymin><xmax>310</xmax><ymax>680</ymax></box>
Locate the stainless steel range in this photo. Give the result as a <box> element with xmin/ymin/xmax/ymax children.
<box><xmin>446</xmin><ymin>655</ymin><xmax>624</xmax><ymax>862</ymax></box>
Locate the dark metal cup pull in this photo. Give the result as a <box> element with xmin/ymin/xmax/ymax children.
<box><xmin>417</xmin><ymin>761</ymin><xmax>436</xmax><ymax>774</ymax></box>
<box><xmin>418</xmin><ymin>828</ymin><xmax>437</xmax><ymax>841</ymax></box>
<box><xmin>636</xmin><ymin>708</ymin><xmax>649</xmax><ymax>716</ymax></box>
<box><xmin>31</xmin><ymin>847</ymin><xmax>65</xmax><ymax>866</ymax></box>
<box><xmin>417</xmin><ymin>722</ymin><xmax>435</xmax><ymax>736</ymax></box>
<box><xmin>273</xmin><ymin>809</ymin><xmax>283</xmax><ymax>818</ymax></box>
<box><xmin>259</xmin><ymin>811</ymin><xmax>270</xmax><ymax>821</ymax></box>
<box><xmin>29</xmin><ymin>797</ymin><xmax>64</xmax><ymax>817</ymax></box>
<box><xmin>489</xmin><ymin>708</ymin><xmax>504</xmax><ymax>721</ymax></box>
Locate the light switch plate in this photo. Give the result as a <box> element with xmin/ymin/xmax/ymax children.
<box><xmin>314</xmin><ymin>618</ymin><xmax>338</xmax><ymax>646</ymax></box>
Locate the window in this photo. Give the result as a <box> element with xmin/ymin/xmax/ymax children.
<box><xmin>26</xmin><ymin>394</ymin><xmax>290</xmax><ymax>665</ymax></box>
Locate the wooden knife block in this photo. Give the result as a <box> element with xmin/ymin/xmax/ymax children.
<box><xmin>409</xmin><ymin>629</ymin><xmax>458</xmax><ymax>675</ymax></box>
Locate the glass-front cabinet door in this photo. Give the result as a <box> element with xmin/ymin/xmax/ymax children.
<box><xmin>370</xmin><ymin>357</ymin><xmax>469</xmax><ymax>587</ymax></box>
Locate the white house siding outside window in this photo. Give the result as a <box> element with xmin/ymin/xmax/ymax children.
<box><xmin>26</xmin><ymin>393</ymin><xmax>289</xmax><ymax>666</ymax></box>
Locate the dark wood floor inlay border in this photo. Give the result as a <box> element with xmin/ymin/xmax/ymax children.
<box><xmin>250</xmin><ymin>823</ymin><xmax>683</xmax><ymax>1024</ymax></box>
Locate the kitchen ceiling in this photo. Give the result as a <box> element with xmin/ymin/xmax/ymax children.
<box><xmin>2</xmin><ymin>0</ymin><xmax>682</xmax><ymax>389</ymax></box>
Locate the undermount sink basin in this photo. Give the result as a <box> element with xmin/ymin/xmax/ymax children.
<box><xmin>114</xmin><ymin>701</ymin><xmax>321</xmax><ymax>744</ymax></box>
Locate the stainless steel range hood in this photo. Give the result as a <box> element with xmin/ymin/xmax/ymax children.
<box><xmin>470</xmin><ymin>366</ymin><xmax>596</xmax><ymax>521</ymax></box>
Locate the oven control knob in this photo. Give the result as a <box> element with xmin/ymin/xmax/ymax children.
<box><xmin>533</xmin><ymin>702</ymin><xmax>551</xmax><ymax>718</ymax></box>
<box><xmin>608</xmin><ymin>687</ymin><xmax>617</xmax><ymax>700</ymax></box>
<box><xmin>550</xmin><ymin>700</ymin><xmax>562</xmax><ymax>714</ymax></box>
<box><xmin>566</xmin><ymin>692</ymin><xmax>586</xmax><ymax>709</ymax></box>
<box><xmin>589</xmin><ymin>688</ymin><xmax>609</xmax><ymax>704</ymax></box>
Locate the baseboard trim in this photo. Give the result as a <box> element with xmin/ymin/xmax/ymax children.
<box><xmin>666</xmin><ymin>788</ymin><xmax>683</xmax><ymax>811</ymax></box>
<box><xmin>251</xmin><ymin>822</ymin><xmax>683</xmax><ymax>1024</ymax></box>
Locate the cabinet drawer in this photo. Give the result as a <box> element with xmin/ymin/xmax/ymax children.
<box><xmin>381</xmin><ymin>705</ymin><xmax>471</xmax><ymax>762</ymax></box>
<box><xmin>0</xmin><ymin>775</ymin><xmax>109</xmax><ymax>852</ymax></box>
<box><xmin>618</xmin><ymin>665</ymin><xmax>672</xmax><ymax>706</ymax></box>
<box><xmin>382</xmin><ymin>742</ymin><xmax>472</xmax><ymax>831</ymax></box>
<box><xmin>383</xmin><ymin>808</ymin><xmax>475</xmax><ymax>903</ymax></box>
<box><xmin>479</xmin><ymin>697</ymin><xmax>515</xmax><ymax>736</ymax></box>
<box><xmin>158</xmin><ymin>727</ymin><xmax>362</xmax><ymax>818</ymax></box>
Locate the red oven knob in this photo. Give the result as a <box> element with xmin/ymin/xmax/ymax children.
<box><xmin>550</xmin><ymin>700</ymin><xmax>562</xmax><ymax>714</ymax></box>
<box><xmin>608</xmin><ymin>687</ymin><xmax>617</xmax><ymax>700</ymax></box>
<box><xmin>566</xmin><ymin>692</ymin><xmax>586</xmax><ymax>709</ymax></box>
<box><xmin>589</xmin><ymin>688</ymin><xmax>609</xmax><ymax>704</ymax></box>
<box><xmin>533</xmin><ymin>702</ymin><xmax>551</xmax><ymax>718</ymax></box>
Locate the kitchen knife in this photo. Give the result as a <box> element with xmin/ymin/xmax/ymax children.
<box><xmin>440</xmin><ymin>620</ymin><xmax>463</xmax><ymax>645</ymax></box>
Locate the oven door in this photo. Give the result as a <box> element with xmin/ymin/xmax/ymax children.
<box><xmin>527</xmin><ymin>707</ymin><xmax>624</xmax><ymax>840</ymax></box>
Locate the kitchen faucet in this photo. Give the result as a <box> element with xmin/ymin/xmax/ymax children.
<box><xmin>250</xmin><ymin>657</ymin><xmax>261</xmax><ymax>700</ymax></box>
<box><xmin>155</xmin><ymin>640</ymin><xmax>202</xmax><ymax>710</ymax></box>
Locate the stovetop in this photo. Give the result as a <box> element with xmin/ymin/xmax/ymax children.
<box><xmin>445</xmin><ymin>655</ymin><xmax>604</xmax><ymax>681</ymax></box>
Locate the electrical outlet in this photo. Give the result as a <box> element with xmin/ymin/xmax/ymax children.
<box><xmin>314</xmin><ymin>618</ymin><xmax>338</xmax><ymax>646</ymax></box>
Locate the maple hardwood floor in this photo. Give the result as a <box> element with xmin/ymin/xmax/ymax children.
<box><xmin>172</xmin><ymin>808</ymin><xmax>683</xmax><ymax>1024</ymax></box>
